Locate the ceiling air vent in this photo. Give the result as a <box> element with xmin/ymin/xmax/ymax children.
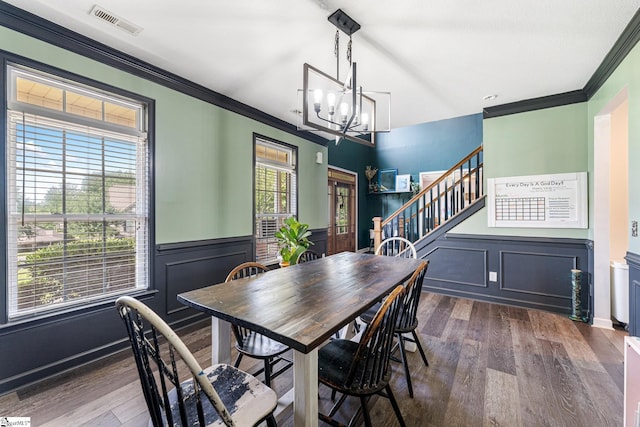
<box><xmin>89</xmin><ymin>5</ymin><xmax>143</xmax><ymax>36</ymax></box>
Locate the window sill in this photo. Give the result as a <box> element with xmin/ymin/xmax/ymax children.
<box><xmin>1</xmin><ymin>289</ymin><xmax>159</xmax><ymax>331</ymax></box>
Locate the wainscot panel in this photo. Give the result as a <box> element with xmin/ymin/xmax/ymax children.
<box><xmin>627</xmin><ymin>251</ymin><xmax>640</xmax><ymax>336</ymax></box>
<box><xmin>418</xmin><ymin>233</ymin><xmax>592</xmax><ymax>316</ymax></box>
<box><xmin>423</xmin><ymin>246</ymin><xmax>487</xmax><ymax>288</ymax></box>
<box><xmin>501</xmin><ymin>251</ymin><xmax>577</xmax><ymax>298</ymax></box>
<box><xmin>156</xmin><ymin>236</ymin><xmax>254</xmax><ymax>315</ymax></box>
<box><xmin>308</xmin><ymin>228</ymin><xmax>328</xmax><ymax>258</ymax></box>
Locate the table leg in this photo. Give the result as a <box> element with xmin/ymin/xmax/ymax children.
<box><xmin>211</xmin><ymin>317</ymin><xmax>231</xmax><ymax>365</ymax></box>
<box><xmin>293</xmin><ymin>348</ymin><xmax>318</xmax><ymax>427</ymax></box>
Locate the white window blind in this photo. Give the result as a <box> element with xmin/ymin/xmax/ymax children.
<box><xmin>255</xmin><ymin>138</ymin><xmax>296</xmax><ymax>264</ymax></box>
<box><xmin>6</xmin><ymin>65</ymin><xmax>149</xmax><ymax>319</ymax></box>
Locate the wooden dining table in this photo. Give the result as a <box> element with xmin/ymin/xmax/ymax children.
<box><xmin>177</xmin><ymin>251</ymin><xmax>424</xmax><ymax>427</ymax></box>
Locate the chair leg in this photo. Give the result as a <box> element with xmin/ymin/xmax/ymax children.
<box><xmin>346</xmin><ymin>406</ymin><xmax>363</xmax><ymax>427</ymax></box>
<box><xmin>233</xmin><ymin>353</ymin><xmax>243</xmax><ymax>368</ymax></box>
<box><xmin>412</xmin><ymin>330</ymin><xmax>429</xmax><ymax>367</ymax></box>
<box><xmin>396</xmin><ymin>333</ymin><xmax>414</xmax><ymax>398</ymax></box>
<box><xmin>328</xmin><ymin>392</ymin><xmax>348</xmax><ymax>417</ymax></box>
<box><xmin>359</xmin><ymin>396</ymin><xmax>373</xmax><ymax>427</ymax></box>
<box><xmin>385</xmin><ymin>384</ymin><xmax>406</xmax><ymax>427</ymax></box>
<box><xmin>264</xmin><ymin>413</ymin><xmax>278</xmax><ymax>427</ymax></box>
<box><xmin>264</xmin><ymin>358</ymin><xmax>272</xmax><ymax>387</ymax></box>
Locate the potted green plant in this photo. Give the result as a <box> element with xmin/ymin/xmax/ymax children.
<box><xmin>275</xmin><ymin>216</ymin><xmax>313</xmax><ymax>267</ymax></box>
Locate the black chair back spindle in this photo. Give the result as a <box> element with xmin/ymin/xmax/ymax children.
<box><xmin>296</xmin><ymin>250</ymin><xmax>320</xmax><ymax>264</ymax></box>
<box><xmin>225</xmin><ymin>262</ymin><xmax>292</xmax><ymax>387</ymax></box>
<box><xmin>318</xmin><ymin>285</ymin><xmax>407</xmax><ymax>426</ymax></box>
<box><xmin>116</xmin><ymin>296</ymin><xmax>278</xmax><ymax>427</ymax></box>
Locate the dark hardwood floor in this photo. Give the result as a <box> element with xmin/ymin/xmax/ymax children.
<box><xmin>0</xmin><ymin>293</ymin><xmax>626</xmax><ymax>426</ymax></box>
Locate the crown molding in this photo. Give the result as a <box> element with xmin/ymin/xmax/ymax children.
<box><xmin>484</xmin><ymin>8</ymin><xmax>640</xmax><ymax>119</ymax></box>
<box><xmin>583</xmin><ymin>7</ymin><xmax>640</xmax><ymax>98</ymax></box>
<box><xmin>0</xmin><ymin>1</ymin><xmax>329</xmax><ymax>146</ymax></box>
<box><xmin>483</xmin><ymin>90</ymin><xmax>587</xmax><ymax>119</ymax></box>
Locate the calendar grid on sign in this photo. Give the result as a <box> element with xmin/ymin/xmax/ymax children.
<box><xmin>495</xmin><ymin>197</ymin><xmax>545</xmax><ymax>221</ymax></box>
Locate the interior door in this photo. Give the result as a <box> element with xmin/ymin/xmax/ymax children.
<box><xmin>328</xmin><ymin>168</ymin><xmax>356</xmax><ymax>255</ymax></box>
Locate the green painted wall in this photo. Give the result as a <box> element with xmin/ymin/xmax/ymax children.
<box><xmin>454</xmin><ymin>41</ymin><xmax>640</xmax><ymax>249</ymax></box>
<box><xmin>0</xmin><ymin>26</ymin><xmax>328</xmax><ymax>244</ymax></box>
<box><xmin>453</xmin><ymin>102</ymin><xmax>589</xmax><ymax>238</ymax></box>
<box><xmin>588</xmin><ymin>42</ymin><xmax>640</xmax><ymax>253</ymax></box>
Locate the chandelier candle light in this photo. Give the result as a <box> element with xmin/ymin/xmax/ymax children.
<box><xmin>298</xmin><ymin>9</ymin><xmax>391</xmax><ymax>146</ymax></box>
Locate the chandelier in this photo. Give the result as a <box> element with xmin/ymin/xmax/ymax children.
<box><xmin>298</xmin><ymin>9</ymin><xmax>390</xmax><ymax>146</ymax></box>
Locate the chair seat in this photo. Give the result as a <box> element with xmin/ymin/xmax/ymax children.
<box><xmin>236</xmin><ymin>331</ymin><xmax>290</xmax><ymax>359</ymax></box>
<box><xmin>318</xmin><ymin>339</ymin><xmax>389</xmax><ymax>396</ymax></box>
<box><xmin>166</xmin><ymin>364</ymin><xmax>277</xmax><ymax>426</ymax></box>
<box><xmin>358</xmin><ymin>303</ymin><xmax>380</xmax><ymax>325</ymax></box>
<box><xmin>317</xmin><ymin>286</ymin><xmax>407</xmax><ymax>427</ymax></box>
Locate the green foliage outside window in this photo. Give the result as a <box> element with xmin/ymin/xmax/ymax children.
<box><xmin>19</xmin><ymin>238</ymin><xmax>135</xmax><ymax>308</ymax></box>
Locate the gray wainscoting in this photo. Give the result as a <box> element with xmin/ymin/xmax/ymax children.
<box><xmin>627</xmin><ymin>251</ymin><xmax>640</xmax><ymax>336</ymax></box>
<box><xmin>0</xmin><ymin>231</ymin><xmax>334</xmax><ymax>395</ymax></box>
<box><xmin>156</xmin><ymin>236</ymin><xmax>255</xmax><ymax>316</ymax></box>
<box><xmin>416</xmin><ymin>233</ymin><xmax>592</xmax><ymax>317</ymax></box>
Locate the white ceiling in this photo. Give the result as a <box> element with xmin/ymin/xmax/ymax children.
<box><xmin>4</xmin><ymin>0</ymin><xmax>640</xmax><ymax>130</ymax></box>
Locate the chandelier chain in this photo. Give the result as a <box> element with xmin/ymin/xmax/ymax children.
<box><xmin>334</xmin><ymin>30</ymin><xmax>340</xmax><ymax>79</ymax></box>
<box><xmin>347</xmin><ymin>36</ymin><xmax>352</xmax><ymax>66</ymax></box>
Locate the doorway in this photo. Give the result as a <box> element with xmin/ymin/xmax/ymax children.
<box><xmin>593</xmin><ymin>87</ymin><xmax>629</xmax><ymax>329</ymax></box>
<box><xmin>327</xmin><ymin>168</ymin><xmax>357</xmax><ymax>255</ymax></box>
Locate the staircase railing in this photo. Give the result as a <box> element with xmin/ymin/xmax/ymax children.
<box><xmin>373</xmin><ymin>145</ymin><xmax>484</xmax><ymax>251</ymax></box>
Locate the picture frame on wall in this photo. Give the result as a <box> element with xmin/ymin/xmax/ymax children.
<box><xmin>420</xmin><ymin>169</ymin><xmax>473</xmax><ymax>195</ymax></box>
<box><xmin>419</xmin><ymin>171</ymin><xmax>447</xmax><ymax>192</ymax></box>
<box><xmin>378</xmin><ymin>169</ymin><xmax>397</xmax><ymax>192</ymax></box>
<box><xmin>395</xmin><ymin>174</ymin><xmax>410</xmax><ymax>192</ymax></box>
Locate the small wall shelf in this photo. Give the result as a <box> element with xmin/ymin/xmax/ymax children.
<box><xmin>368</xmin><ymin>191</ymin><xmax>412</xmax><ymax>195</ymax></box>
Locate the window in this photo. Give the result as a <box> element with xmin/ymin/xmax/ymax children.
<box><xmin>254</xmin><ymin>136</ymin><xmax>297</xmax><ymax>264</ymax></box>
<box><xmin>5</xmin><ymin>64</ymin><xmax>149</xmax><ymax>319</ymax></box>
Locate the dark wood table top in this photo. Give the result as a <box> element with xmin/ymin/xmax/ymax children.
<box><xmin>177</xmin><ymin>252</ymin><xmax>425</xmax><ymax>353</ymax></box>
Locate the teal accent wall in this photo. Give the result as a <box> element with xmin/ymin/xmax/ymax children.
<box><xmin>453</xmin><ymin>103</ymin><xmax>589</xmax><ymax>238</ymax></box>
<box><xmin>371</xmin><ymin>113</ymin><xmax>483</xmax><ymax>230</ymax></box>
<box><xmin>376</xmin><ymin>113</ymin><xmax>483</xmax><ymax>179</ymax></box>
<box><xmin>327</xmin><ymin>114</ymin><xmax>482</xmax><ymax>250</ymax></box>
<box><xmin>328</xmin><ymin>139</ymin><xmax>375</xmax><ymax>250</ymax></box>
<box><xmin>0</xmin><ymin>26</ymin><xmax>328</xmax><ymax>245</ymax></box>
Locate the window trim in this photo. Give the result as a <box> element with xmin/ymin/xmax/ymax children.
<box><xmin>253</xmin><ymin>133</ymin><xmax>298</xmax><ymax>265</ymax></box>
<box><xmin>7</xmin><ymin>64</ymin><xmax>145</xmax><ymax>138</ymax></box>
<box><xmin>0</xmin><ymin>53</ymin><xmax>156</xmax><ymax>324</ymax></box>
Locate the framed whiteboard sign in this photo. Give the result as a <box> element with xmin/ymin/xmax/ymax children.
<box><xmin>487</xmin><ymin>172</ymin><xmax>588</xmax><ymax>228</ymax></box>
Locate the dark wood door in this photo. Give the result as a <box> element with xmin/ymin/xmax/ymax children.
<box><xmin>328</xmin><ymin>168</ymin><xmax>356</xmax><ymax>255</ymax></box>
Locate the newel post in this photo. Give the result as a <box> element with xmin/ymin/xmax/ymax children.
<box><xmin>373</xmin><ymin>217</ymin><xmax>382</xmax><ymax>253</ymax></box>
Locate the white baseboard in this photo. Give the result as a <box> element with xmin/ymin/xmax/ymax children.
<box><xmin>592</xmin><ymin>317</ymin><xmax>614</xmax><ymax>330</ymax></box>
